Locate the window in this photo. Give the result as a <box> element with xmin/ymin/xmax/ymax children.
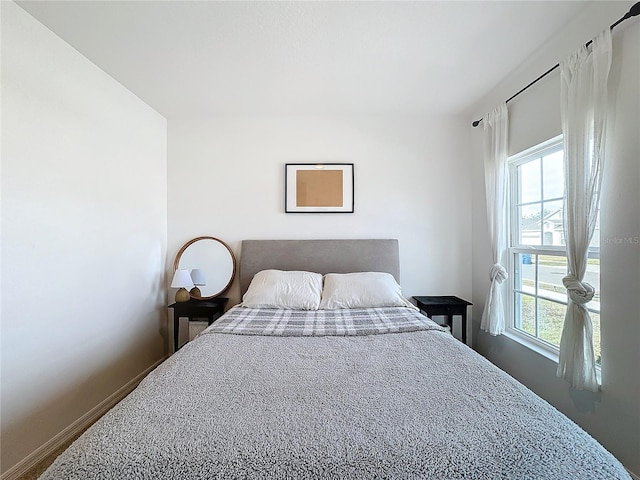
<box><xmin>508</xmin><ymin>136</ymin><xmax>601</xmax><ymax>364</ymax></box>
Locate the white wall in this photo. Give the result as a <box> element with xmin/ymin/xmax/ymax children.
<box><xmin>0</xmin><ymin>2</ymin><xmax>168</xmax><ymax>474</ymax></box>
<box><xmin>168</xmin><ymin>115</ymin><xmax>472</xmax><ymax>311</ymax></box>
<box><xmin>470</xmin><ymin>2</ymin><xmax>639</xmax><ymax>474</ymax></box>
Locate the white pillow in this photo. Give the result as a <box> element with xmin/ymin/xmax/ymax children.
<box><xmin>242</xmin><ymin>270</ymin><xmax>323</xmax><ymax>310</ymax></box>
<box><xmin>319</xmin><ymin>272</ymin><xmax>416</xmax><ymax>310</ymax></box>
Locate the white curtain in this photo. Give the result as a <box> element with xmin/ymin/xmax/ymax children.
<box><xmin>557</xmin><ymin>29</ymin><xmax>612</xmax><ymax>391</ymax></box>
<box><xmin>481</xmin><ymin>103</ymin><xmax>509</xmax><ymax>335</ymax></box>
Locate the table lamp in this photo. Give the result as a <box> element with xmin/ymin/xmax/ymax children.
<box><xmin>171</xmin><ymin>269</ymin><xmax>193</xmax><ymax>302</ymax></box>
<box><xmin>189</xmin><ymin>269</ymin><xmax>206</xmax><ymax>298</ymax></box>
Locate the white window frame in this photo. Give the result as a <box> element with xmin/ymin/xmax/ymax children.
<box><xmin>506</xmin><ymin>135</ymin><xmax>601</xmax><ymax>364</ymax></box>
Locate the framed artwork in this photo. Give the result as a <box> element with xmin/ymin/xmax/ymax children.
<box><xmin>285</xmin><ymin>163</ymin><xmax>354</xmax><ymax>213</ymax></box>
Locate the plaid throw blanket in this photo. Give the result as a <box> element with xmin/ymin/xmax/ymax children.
<box><xmin>205</xmin><ymin>306</ymin><xmax>447</xmax><ymax>337</ymax></box>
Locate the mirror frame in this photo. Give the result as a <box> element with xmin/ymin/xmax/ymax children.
<box><xmin>173</xmin><ymin>236</ymin><xmax>237</xmax><ymax>300</ymax></box>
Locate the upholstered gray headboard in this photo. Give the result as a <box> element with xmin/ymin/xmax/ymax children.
<box><xmin>240</xmin><ymin>239</ymin><xmax>400</xmax><ymax>296</ymax></box>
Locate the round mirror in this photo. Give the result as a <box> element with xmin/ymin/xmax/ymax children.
<box><xmin>173</xmin><ymin>236</ymin><xmax>236</xmax><ymax>300</ymax></box>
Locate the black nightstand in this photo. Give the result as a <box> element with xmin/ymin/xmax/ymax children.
<box><xmin>413</xmin><ymin>296</ymin><xmax>472</xmax><ymax>344</ymax></box>
<box><xmin>169</xmin><ymin>298</ymin><xmax>228</xmax><ymax>351</ymax></box>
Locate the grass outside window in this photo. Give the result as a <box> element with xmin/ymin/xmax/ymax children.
<box><xmin>513</xmin><ymin>253</ymin><xmax>601</xmax><ymax>365</ymax></box>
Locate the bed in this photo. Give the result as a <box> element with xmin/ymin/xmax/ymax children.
<box><xmin>40</xmin><ymin>239</ymin><xmax>630</xmax><ymax>479</ymax></box>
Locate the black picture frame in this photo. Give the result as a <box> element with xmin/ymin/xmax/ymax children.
<box><xmin>285</xmin><ymin>163</ymin><xmax>354</xmax><ymax>213</ymax></box>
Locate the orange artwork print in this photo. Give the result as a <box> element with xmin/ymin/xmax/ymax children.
<box><xmin>296</xmin><ymin>170</ymin><xmax>343</xmax><ymax>207</ymax></box>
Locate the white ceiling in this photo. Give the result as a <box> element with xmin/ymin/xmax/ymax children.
<box><xmin>17</xmin><ymin>0</ymin><xmax>595</xmax><ymax>119</ymax></box>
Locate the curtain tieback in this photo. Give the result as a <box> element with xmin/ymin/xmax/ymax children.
<box><xmin>563</xmin><ymin>275</ymin><xmax>595</xmax><ymax>304</ymax></box>
<box><xmin>490</xmin><ymin>263</ymin><xmax>508</xmax><ymax>283</ymax></box>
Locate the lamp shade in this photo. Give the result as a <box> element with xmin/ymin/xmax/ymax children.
<box><xmin>171</xmin><ymin>269</ymin><xmax>193</xmax><ymax>288</ymax></box>
<box><xmin>190</xmin><ymin>269</ymin><xmax>206</xmax><ymax>286</ymax></box>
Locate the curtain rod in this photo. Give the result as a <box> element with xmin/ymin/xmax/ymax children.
<box><xmin>472</xmin><ymin>1</ymin><xmax>640</xmax><ymax>128</ymax></box>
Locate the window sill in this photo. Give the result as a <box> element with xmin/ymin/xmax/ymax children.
<box><xmin>504</xmin><ymin>328</ymin><xmax>559</xmax><ymax>363</ymax></box>
<box><xmin>503</xmin><ymin>329</ymin><xmax>602</xmax><ymax>383</ymax></box>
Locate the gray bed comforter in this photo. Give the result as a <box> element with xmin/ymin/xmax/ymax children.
<box><xmin>40</xmin><ymin>306</ymin><xmax>630</xmax><ymax>479</ymax></box>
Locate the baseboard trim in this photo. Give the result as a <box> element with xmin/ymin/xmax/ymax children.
<box><xmin>1</xmin><ymin>358</ymin><xmax>166</xmax><ymax>480</ymax></box>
